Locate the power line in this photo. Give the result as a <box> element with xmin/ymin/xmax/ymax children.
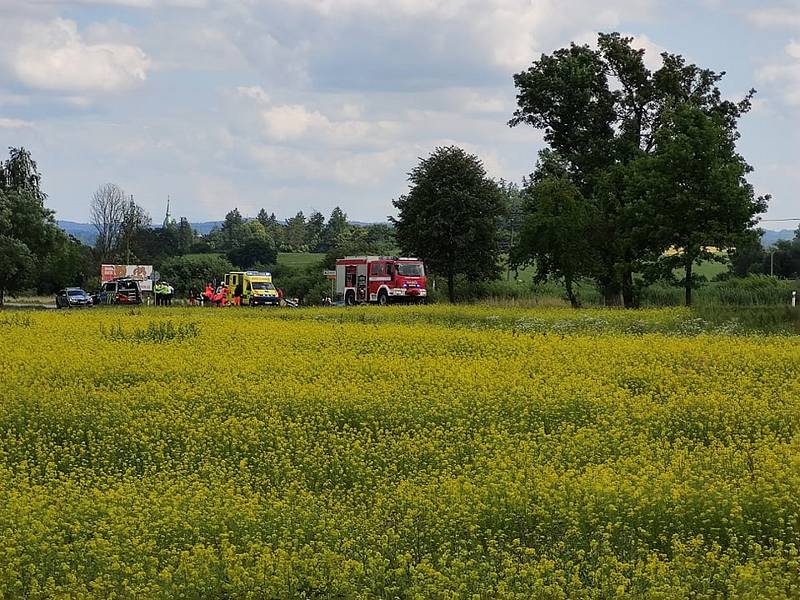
<box><xmin>761</xmin><ymin>218</ymin><xmax>800</xmax><ymax>222</ymax></box>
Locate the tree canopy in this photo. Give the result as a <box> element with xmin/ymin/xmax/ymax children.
<box><xmin>510</xmin><ymin>33</ymin><xmax>766</xmax><ymax>306</ymax></box>
<box><xmin>0</xmin><ymin>148</ymin><xmax>62</xmax><ymax>305</ymax></box>
<box><xmin>392</xmin><ymin>146</ymin><xmax>505</xmax><ymax>303</ymax></box>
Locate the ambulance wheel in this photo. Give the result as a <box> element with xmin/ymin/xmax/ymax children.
<box><xmin>378</xmin><ymin>290</ymin><xmax>389</xmax><ymax>306</ymax></box>
<box><xmin>345</xmin><ymin>291</ymin><xmax>355</xmax><ymax>306</ymax></box>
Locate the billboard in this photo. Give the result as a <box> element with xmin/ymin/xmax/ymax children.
<box><xmin>101</xmin><ymin>264</ymin><xmax>155</xmax><ymax>292</ymax></box>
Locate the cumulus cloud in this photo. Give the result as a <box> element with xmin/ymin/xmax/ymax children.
<box><xmin>6</xmin><ymin>0</ymin><xmax>793</xmax><ymax>222</ymax></box>
<box><xmin>0</xmin><ymin>117</ymin><xmax>34</xmax><ymax>128</ymax></box>
<box><xmin>232</xmin><ymin>86</ymin><xmax>401</xmax><ymax>148</ymax></box>
<box><xmin>11</xmin><ymin>18</ymin><xmax>150</xmax><ymax>93</ymax></box>
<box><xmin>288</xmin><ymin>0</ymin><xmax>658</xmax><ymax>77</ymax></box>
<box><xmin>758</xmin><ymin>41</ymin><xmax>800</xmax><ymax>106</ymax></box>
<box><xmin>28</xmin><ymin>0</ymin><xmax>208</xmax><ymax>7</ymax></box>
<box><xmin>748</xmin><ymin>4</ymin><xmax>800</xmax><ymax>29</ymax></box>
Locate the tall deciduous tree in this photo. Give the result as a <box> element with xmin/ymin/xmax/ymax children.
<box><xmin>324</xmin><ymin>206</ymin><xmax>350</xmax><ymax>249</ymax></box>
<box><xmin>220</xmin><ymin>208</ymin><xmax>245</xmax><ymax>250</ymax></box>
<box><xmin>510</xmin><ymin>33</ymin><xmax>759</xmax><ymax>307</ymax></box>
<box><xmin>392</xmin><ymin>146</ymin><xmax>504</xmax><ymax>303</ymax></box>
<box><xmin>119</xmin><ymin>198</ymin><xmax>151</xmax><ymax>263</ymax></box>
<box><xmin>305</xmin><ymin>211</ymin><xmax>326</xmax><ymax>252</ymax></box>
<box><xmin>160</xmin><ymin>254</ymin><xmax>235</xmax><ymax>295</ymax></box>
<box><xmin>90</xmin><ymin>183</ymin><xmax>127</xmax><ymax>262</ymax></box>
<box><xmin>0</xmin><ymin>148</ymin><xmax>61</xmax><ymax>305</ymax></box>
<box><xmin>512</xmin><ymin>175</ymin><xmax>593</xmax><ymax>308</ymax></box>
<box><xmin>285</xmin><ymin>211</ymin><xmax>307</xmax><ymax>252</ymax></box>
<box><xmin>37</xmin><ymin>234</ymin><xmax>94</xmax><ymax>294</ymax></box>
<box><xmin>226</xmin><ymin>221</ymin><xmax>277</xmax><ymax>269</ymax></box>
<box><xmin>176</xmin><ymin>217</ymin><xmax>195</xmax><ymax>256</ymax></box>
<box><xmin>626</xmin><ymin>103</ymin><xmax>768</xmax><ymax>305</ymax></box>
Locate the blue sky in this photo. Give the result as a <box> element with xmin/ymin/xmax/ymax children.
<box><xmin>0</xmin><ymin>0</ymin><xmax>798</xmax><ymax>225</ymax></box>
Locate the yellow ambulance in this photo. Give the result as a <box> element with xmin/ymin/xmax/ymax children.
<box><xmin>224</xmin><ymin>271</ymin><xmax>280</xmax><ymax>306</ymax></box>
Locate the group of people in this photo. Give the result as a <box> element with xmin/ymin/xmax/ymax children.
<box><xmin>200</xmin><ymin>283</ymin><xmax>230</xmax><ymax>307</ymax></box>
<box><xmin>151</xmin><ymin>282</ymin><xmax>293</xmax><ymax>307</ymax></box>
<box><xmin>153</xmin><ymin>281</ymin><xmax>174</xmax><ymax>306</ymax></box>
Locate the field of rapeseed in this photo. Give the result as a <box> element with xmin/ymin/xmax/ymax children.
<box><xmin>1</xmin><ymin>305</ymin><xmax>799</xmax><ymax>598</ymax></box>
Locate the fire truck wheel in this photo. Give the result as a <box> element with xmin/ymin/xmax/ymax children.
<box><xmin>345</xmin><ymin>291</ymin><xmax>355</xmax><ymax>306</ymax></box>
<box><xmin>378</xmin><ymin>290</ymin><xmax>389</xmax><ymax>306</ymax></box>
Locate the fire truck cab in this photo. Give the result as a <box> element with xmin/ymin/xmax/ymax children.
<box><xmin>336</xmin><ymin>256</ymin><xmax>427</xmax><ymax>305</ymax></box>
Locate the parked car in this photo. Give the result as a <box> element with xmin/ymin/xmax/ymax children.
<box><xmin>55</xmin><ymin>288</ymin><xmax>93</xmax><ymax>308</ymax></box>
<box><xmin>97</xmin><ymin>278</ymin><xmax>142</xmax><ymax>305</ymax></box>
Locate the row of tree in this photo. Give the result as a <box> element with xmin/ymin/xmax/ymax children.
<box><xmin>392</xmin><ymin>33</ymin><xmax>768</xmax><ymax>306</ymax></box>
<box><xmin>0</xmin><ymin>148</ymin><xmax>95</xmax><ymax>306</ymax></box>
<box><xmin>0</xmin><ymin>34</ymin><xmax>776</xmax><ymax>307</ymax></box>
<box><xmin>88</xmin><ymin>180</ymin><xmax>399</xmax><ymax>267</ymax></box>
<box><xmin>732</xmin><ymin>228</ymin><xmax>800</xmax><ymax>279</ymax></box>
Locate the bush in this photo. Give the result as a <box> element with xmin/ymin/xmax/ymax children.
<box><xmin>257</xmin><ymin>260</ymin><xmax>328</xmax><ymax>305</ymax></box>
<box><xmin>101</xmin><ymin>320</ymin><xmax>200</xmax><ymax>342</ymax></box>
<box><xmin>227</xmin><ymin>239</ymin><xmax>278</xmax><ymax>270</ymax></box>
<box><xmin>701</xmin><ymin>274</ymin><xmax>799</xmax><ymax>306</ymax></box>
<box><xmin>160</xmin><ymin>254</ymin><xmax>234</xmax><ymax>295</ymax></box>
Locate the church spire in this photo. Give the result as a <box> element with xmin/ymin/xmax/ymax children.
<box><xmin>163</xmin><ymin>195</ymin><xmax>174</xmax><ymax>228</ymax></box>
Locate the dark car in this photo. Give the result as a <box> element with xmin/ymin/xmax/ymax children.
<box><xmin>55</xmin><ymin>288</ymin><xmax>93</xmax><ymax>308</ymax></box>
<box><xmin>97</xmin><ymin>278</ymin><xmax>142</xmax><ymax>305</ymax></box>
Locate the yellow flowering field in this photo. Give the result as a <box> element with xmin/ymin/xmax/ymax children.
<box><xmin>1</xmin><ymin>306</ymin><xmax>799</xmax><ymax>598</ymax></box>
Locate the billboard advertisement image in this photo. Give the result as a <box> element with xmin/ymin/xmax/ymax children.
<box><xmin>101</xmin><ymin>264</ymin><xmax>155</xmax><ymax>292</ymax></box>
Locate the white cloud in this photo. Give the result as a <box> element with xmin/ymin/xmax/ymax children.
<box><xmin>748</xmin><ymin>4</ymin><xmax>800</xmax><ymax>29</ymax></box>
<box><xmin>260</xmin><ymin>104</ymin><xmax>331</xmax><ymax>141</ymax></box>
<box><xmin>11</xmin><ymin>18</ymin><xmax>150</xmax><ymax>93</ymax></box>
<box><xmin>573</xmin><ymin>31</ymin><xmax>666</xmax><ymax>72</ymax></box>
<box><xmin>629</xmin><ymin>34</ymin><xmax>666</xmax><ymax>71</ymax></box>
<box><xmin>276</xmin><ymin>0</ymin><xmax>657</xmax><ymax>71</ymax></box>
<box><xmin>232</xmin><ymin>89</ymin><xmax>402</xmax><ymax>148</ymax></box>
<box><xmin>0</xmin><ymin>117</ymin><xmax>33</xmax><ymax>128</ymax></box>
<box><xmin>236</xmin><ymin>85</ymin><xmax>271</xmax><ymax>104</ymax></box>
<box><xmin>7</xmin><ymin>0</ymin><xmax>794</xmax><ymax>223</ymax></box>
<box><xmin>758</xmin><ymin>41</ymin><xmax>800</xmax><ymax>106</ymax></box>
<box><xmin>29</xmin><ymin>0</ymin><xmax>208</xmax><ymax>7</ymax></box>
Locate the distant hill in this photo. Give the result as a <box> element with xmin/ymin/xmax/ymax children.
<box><xmin>58</xmin><ymin>220</ymin><xmax>797</xmax><ymax>249</ymax></box>
<box><xmin>57</xmin><ymin>221</ymin><xmax>97</xmax><ymax>245</ymax></box>
<box><xmin>58</xmin><ymin>219</ymin><xmax>378</xmax><ymax>241</ymax></box>
<box><xmin>58</xmin><ymin>220</ymin><xmax>224</xmax><ymax>241</ymax></box>
<box><xmin>762</xmin><ymin>229</ymin><xmax>796</xmax><ymax>248</ymax></box>
<box><xmin>191</xmin><ymin>221</ymin><xmax>223</xmax><ymax>235</ymax></box>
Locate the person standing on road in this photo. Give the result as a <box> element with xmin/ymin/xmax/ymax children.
<box><xmin>204</xmin><ymin>283</ymin><xmax>214</xmax><ymax>306</ymax></box>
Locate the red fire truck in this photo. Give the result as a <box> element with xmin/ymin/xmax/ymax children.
<box><xmin>335</xmin><ymin>256</ymin><xmax>427</xmax><ymax>305</ymax></box>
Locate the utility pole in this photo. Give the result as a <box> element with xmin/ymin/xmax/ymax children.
<box><xmin>126</xmin><ymin>194</ymin><xmax>133</xmax><ymax>264</ymax></box>
<box><xmin>507</xmin><ymin>215</ymin><xmax>514</xmax><ymax>281</ymax></box>
<box><xmin>770</xmin><ymin>249</ymin><xmax>775</xmax><ymax>277</ymax></box>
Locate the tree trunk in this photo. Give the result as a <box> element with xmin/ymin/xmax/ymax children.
<box><xmin>0</xmin><ymin>288</ymin><xmax>4</xmax><ymax>308</ymax></box>
<box><xmin>447</xmin><ymin>272</ymin><xmax>455</xmax><ymax>304</ymax></box>
<box><xmin>602</xmin><ymin>284</ymin><xmax>622</xmax><ymax>307</ymax></box>
<box><xmin>622</xmin><ymin>262</ymin><xmax>635</xmax><ymax>309</ymax></box>
<box><xmin>684</xmin><ymin>258</ymin><xmax>693</xmax><ymax>307</ymax></box>
<box><xmin>565</xmin><ymin>275</ymin><xmax>580</xmax><ymax>309</ymax></box>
